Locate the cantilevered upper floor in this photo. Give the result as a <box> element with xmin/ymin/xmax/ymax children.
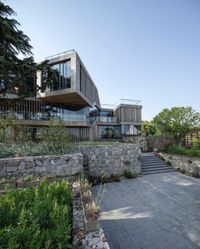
<box><xmin>37</xmin><ymin>50</ymin><xmax>101</xmax><ymax>109</ymax></box>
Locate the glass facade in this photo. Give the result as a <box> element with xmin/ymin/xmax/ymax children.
<box><xmin>44</xmin><ymin>104</ymin><xmax>89</xmax><ymax>122</ymax></box>
<box><xmin>99</xmin><ymin>125</ymin><xmax>121</xmax><ymax>139</ymax></box>
<box><xmin>121</xmin><ymin>125</ymin><xmax>141</xmax><ymax>135</ymax></box>
<box><xmin>0</xmin><ymin>99</ymin><xmax>89</xmax><ymax>123</ymax></box>
<box><xmin>90</xmin><ymin>109</ymin><xmax>117</xmax><ymax>123</ymax></box>
<box><xmin>50</xmin><ymin>60</ymin><xmax>71</xmax><ymax>91</ymax></box>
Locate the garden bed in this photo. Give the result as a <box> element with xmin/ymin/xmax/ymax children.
<box><xmin>0</xmin><ymin>180</ymin><xmax>72</xmax><ymax>248</ymax></box>
<box><xmin>72</xmin><ymin>180</ymin><xmax>110</xmax><ymax>249</ymax></box>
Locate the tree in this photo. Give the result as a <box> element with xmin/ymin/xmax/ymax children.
<box><xmin>0</xmin><ymin>1</ymin><xmax>55</xmax><ymax>97</ymax></box>
<box><xmin>153</xmin><ymin>107</ymin><xmax>200</xmax><ymax>145</ymax></box>
<box><xmin>142</xmin><ymin>120</ymin><xmax>156</xmax><ymax>136</ymax></box>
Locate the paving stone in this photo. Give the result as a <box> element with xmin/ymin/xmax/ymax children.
<box><xmin>92</xmin><ymin>172</ymin><xmax>200</xmax><ymax>249</ymax></box>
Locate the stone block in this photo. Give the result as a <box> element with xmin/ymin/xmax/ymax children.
<box><xmin>0</xmin><ymin>162</ymin><xmax>6</xmax><ymax>177</ymax></box>
<box><xmin>18</xmin><ymin>161</ymin><xmax>26</xmax><ymax>172</ymax></box>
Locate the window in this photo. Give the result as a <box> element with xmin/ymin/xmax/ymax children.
<box><xmin>50</xmin><ymin>60</ymin><xmax>71</xmax><ymax>90</ymax></box>
<box><xmin>99</xmin><ymin>126</ymin><xmax>121</xmax><ymax>139</ymax></box>
<box><xmin>122</xmin><ymin>125</ymin><xmax>141</xmax><ymax>135</ymax></box>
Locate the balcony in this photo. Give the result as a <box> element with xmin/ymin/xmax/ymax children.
<box><xmin>90</xmin><ymin>116</ymin><xmax>118</xmax><ymax>124</ymax></box>
<box><xmin>0</xmin><ymin>111</ymin><xmax>88</xmax><ymax>127</ymax></box>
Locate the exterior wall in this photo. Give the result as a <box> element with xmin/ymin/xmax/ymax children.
<box><xmin>76</xmin><ymin>53</ymin><xmax>100</xmax><ymax>108</ymax></box>
<box><xmin>142</xmin><ymin>136</ymin><xmax>173</xmax><ymax>152</ymax></box>
<box><xmin>37</xmin><ymin>50</ymin><xmax>101</xmax><ymax>109</ymax></box>
<box><xmin>158</xmin><ymin>152</ymin><xmax>200</xmax><ymax>177</ymax></box>
<box><xmin>0</xmin><ymin>153</ymin><xmax>83</xmax><ymax>178</ymax></box>
<box><xmin>114</xmin><ymin>104</ymin><xmax>142</xmax><ymax>124</ymax></box>
<box><xmin>75</xmin><ymin>144</ymin><xmax>141</xmax><ymax>177</ymax></box>
<box><xmin>67</xmin><ymin>127</ymin><xmax>90</xmax><ymax>141</ymax></box>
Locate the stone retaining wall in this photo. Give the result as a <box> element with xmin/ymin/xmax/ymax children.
<box><xmin>158</xmin><ymin>152</ymin><xmax>200</xmax><ymax>177</ymax></box>
<box><xmin>0</xmin><ymin>153</ymin><xmax>83</xmax><ymax>178</ymax></box>
<box><xmin>0</xmin><ymin>144</ymin><xmax>141</xmax><ymax>179</ymax></box>
<box><xmin>76</xmin><ymin>143</ymin><xmax>141</xmax><ymax>177</ymax></box>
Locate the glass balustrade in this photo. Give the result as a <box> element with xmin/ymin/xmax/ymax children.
<box><xmin>90</xmin><ymin>116</ymin><xmax>117</xmax><ymax>123</ymax></box>
<box><xmin>0</xmin><ymin>111</ymin><xmax>88</xmax><ymax>123</ymax></box>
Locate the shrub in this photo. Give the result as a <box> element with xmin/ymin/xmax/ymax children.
<box><xmin>39</xmin><ymin>119</ymin><xmax>70</xmax><ymax>145</ymax></box>
<box><xmin>163</xmin><ymin>145</ymin><xmax>200</xmax><ymax>157</ymax></box>
<box><xmin>123</xmin><ymin>169</ymin><xmax>135</xmax><ymax>179</ymax></box>
<box><xmin>0</xmin><ymin>180</ymin><xmax>72</xmax><ymax>248</ymax></box>
<box><xmin>0</xmin><ymin>142</ymin><xmax>71</xmax><ymax>158</ymax></box>
<box><xmin>193</xmin><ymin>139</ymin><xmax>200</xmax><ymax>150</ymax></box>
<box><xmin>88</xmin><ymin>174</ymin><xmax>120</xmax><ymax>186</ymax></box>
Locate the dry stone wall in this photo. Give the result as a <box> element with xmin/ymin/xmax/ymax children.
<box><xmin>0</xmin><ymin>153</ymin><xmax>83</xmax><ymax>178</ymax></box>
<box><xmin>0</xmin><ymin>144</ymin><xmax>141</xmax><ymax>179</ymax></box>
<box><xmin>158</xmin><ymin>152</ymin><xmax>200</xmax><ymax>177</ymax></box>
<box><xmin>76</xmin><ymin>143</ymin><xmax>141</xmax><ymax>177</ymax></box>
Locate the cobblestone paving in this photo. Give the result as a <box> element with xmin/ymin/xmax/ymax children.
<box><xmin>92</xmin><ymin>172</ymin><xmax>200</xmax><ymax>249</ymax></box>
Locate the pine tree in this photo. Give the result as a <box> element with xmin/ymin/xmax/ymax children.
<box><xmin>0</xmin><ymin>1</ymin><xmax>55</xmax><ymax>97</ymax></box>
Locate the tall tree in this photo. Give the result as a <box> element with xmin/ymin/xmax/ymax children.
<box><xmin>0</xmin><ymin>1</ymin><xmax>55</xmax><ymax>97</ymax></box>
<box><xmin>142</xmin><ymin>120</ymin><xmax>156</xmax><ymax>136</ymax></box>
<box><xmin>153</xmin><ymin>107</ymin><xmax>200</xmax><ymax>145</ymax></box>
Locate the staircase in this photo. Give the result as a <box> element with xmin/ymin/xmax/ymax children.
<box><xmin>141</xmin><ymin>153</ymin><xmax>175</xmax><ymax>175</ymax></box>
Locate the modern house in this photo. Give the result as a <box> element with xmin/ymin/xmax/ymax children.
<box><xmin>0</xmin><ymin>50</ymin><xmax>142</xmax><ymax>141</ymax></box>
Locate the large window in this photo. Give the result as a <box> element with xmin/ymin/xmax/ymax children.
<box><xmin>121</xmin><ymin>125</ymin><xmax>141</xmax><ymax>135</ymax></box>
<box><xmin>51</xmin><ymin>60</ymin><xmax>71</xmax><ymax>90</ymax></box>
<box><xmin>0</xmin><ymin>99</ymin><xmax>89</xmax><ymax>123</ymax></box>
<box><xmin>99</xmin><ymin>125</ymin><xmax>121</xmax><ymax>139</ymax></box>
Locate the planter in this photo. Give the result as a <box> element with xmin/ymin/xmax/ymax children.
<box><xmin>79</xmin><ymin>180</ymin><xmax>100</xmax><ymax>233</ymax></box>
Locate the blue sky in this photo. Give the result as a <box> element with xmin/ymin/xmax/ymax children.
<box><xmin>6</xmin><ymin>0</ymin><xmax>200</xmax><ymax>120</ymax></box>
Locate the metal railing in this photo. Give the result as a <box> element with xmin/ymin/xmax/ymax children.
<box><xmin>101</xmin><ymin>99</ymin><xmax>141</xmax><ymax>110</ymax></box>
<box><xmin>45</xmin><ymin>49</ymin><xmax>75</xmax><ymax>60</ymax></box>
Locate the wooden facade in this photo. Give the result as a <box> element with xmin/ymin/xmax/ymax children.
<box><xmin>37</xmin><ymin>50</ymin><xmax>101</xmax><ymax>109</ymax></box>
<box><xmin>114</xmin><ymin>104</ymin><xmax>142</xmax><ymax>124</ymax></box>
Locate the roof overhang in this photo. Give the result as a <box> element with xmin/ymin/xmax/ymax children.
<box><xmin>37</xmin><ymin>89</ymin><xmax>94</xmax><ymax>107</ymax></box>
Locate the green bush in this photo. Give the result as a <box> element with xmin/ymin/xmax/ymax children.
<box><xmin>163</xmin><ymin>145</ymin><xmax>200</xmax><ymax>157</ymax></box>
<box><xmin>39</xmin><ymin>119</ymin><xmax>70</xmax><ymax>145</ymax></box>
<box><xmin>0</xmin><ymin>142</ymin><xmax>71</xmax><ymax>158</ymax></box>
<box><xmin>193</xmin><ymin>139</ymin><xmax>200</xmax><ymax>150</ymax></box>
<box><xmin>0</xmin><ymin>180</ymin><xmax>72</xmax><ymax>249</ymax></box>
<box><xmin>123</xmin><ymin>169</ymin><xmax>135</xmax><ymax>179</ymax></box>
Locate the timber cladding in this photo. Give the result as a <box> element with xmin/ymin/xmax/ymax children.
<box><xmin>114</xmin><ymin>105</ymin><xmax>142</xmax><ymax>123</ymax></box>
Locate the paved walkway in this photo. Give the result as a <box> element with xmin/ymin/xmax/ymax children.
<box><xmin>92</xmin><ymin>172</ymin><xmax>200</xmax><ymax>249</ymax></box>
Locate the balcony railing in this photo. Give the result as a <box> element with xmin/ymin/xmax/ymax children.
<box><xmin>90</xmin><ymin>116</ymin><xmax>118</xmax><ymax>123</ymax></box>
<box><xmin>0</xmin><ymin>111</ymin><xmax>88</xmax><ymax>123</ymax></box>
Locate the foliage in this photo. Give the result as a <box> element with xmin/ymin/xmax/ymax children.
<box><xmin>123</xmin><ymin>169</ymin><xmax>136</xmax><ymax>179</ymax></box>
<box><xmin>0</xmin><ymin>1</ymin><xmax>56</xmax><ymax>97</ymax></box>
<box><xmin>193</xmin><ymin>139</ymin><xmax>200</xmax><ymax>150</ymax></box>
<box><xmin>39</xmin><ymin>119</ymin><xmax>71</xmax><ymax>145</ymax></box>
<box><xmin>88</xmin><ymin>174</ymin><xmax>120</xmax><ymax>186</ymax></box>
<box><xmin>0</xmin><ymin>113</ymin><xmax>18</xmax><ymax>143</ymax></box>
<box><xmin>153</xmin><ymin>107</ymin><xmax>200</xmax><ymax>145</ymax></box>
<box><xmin>142</xmin><ymin>120</ymin><xmax>156</xmax><ymax>136</ymax></box>
<box><xmin>0</xmin><ymin>142</ymin><xmax>71</xmax><ymax>158</ymax></box>
<box><xmin>0</xmin><ymin>180</ymin><xmax>72</xmax><ymax>249</ymax></box>
<box><xmin>163</xmin><ymin>145</ymin><xmax>200</xmax><ymax>157</ymax></box>
<box><xmin>0</xmin><ymin>118</ymin><xmax>71</xmax><ymax>158</ymax></box>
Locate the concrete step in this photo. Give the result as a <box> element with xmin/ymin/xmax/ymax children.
<box><xmin>141</xmin><ymin>155</ymin><xmax>175</xmax><ymax>175</ymax></box>
<box><xmin>141</xmin><ymin>161</ymin><xmax>168</xmax><ymax>165</ymax></box>
<box><xmin>142</xmin><ymin>169</ymin><xmax>175</xmax><ymax>175</ymax></box>
<box><xmin>142</xmin><ymin>166</ymin><xmax>175</xmax><ymax>172</ymax></box>
<box><xmin>141</xmin><ymin>164</ymin><xmax>172</xmax><ymax>170</ymax></box>
<box><xmin>141</xmin><ymin>158</ymin><xmax>165</xmax><ymax>162</ymax></box>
